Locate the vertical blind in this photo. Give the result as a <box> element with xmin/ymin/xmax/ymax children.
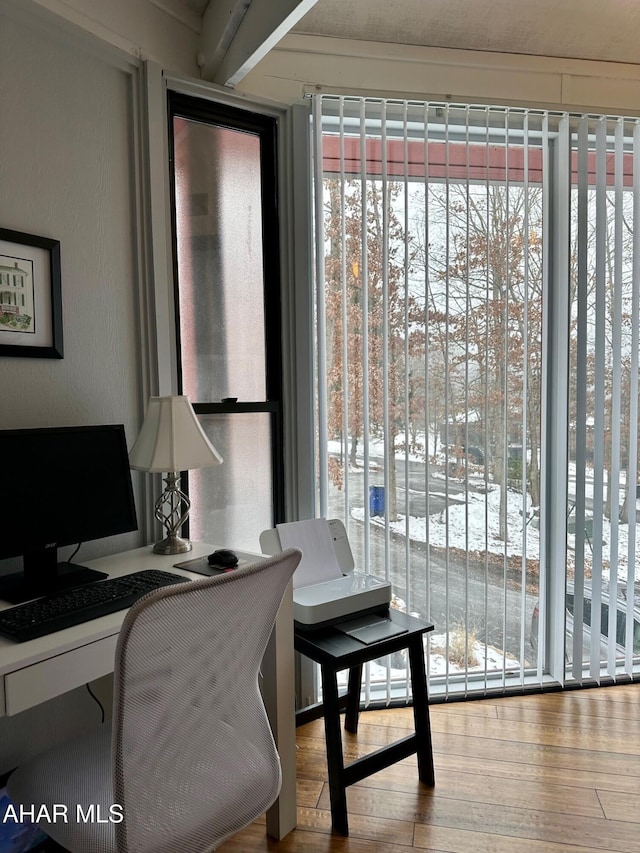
<box><xmin>312</xmin><ymin>94</ymin><xmax>640</xmax><ymax>700</ymax></box>
<box><xmin>567</xmin><ymin>114</ymin><xmax>640</xmax><ymax>684</ymax></box>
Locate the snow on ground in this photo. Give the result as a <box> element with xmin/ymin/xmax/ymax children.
<box><xmin>329</xmin><ymin>433</ymin><xmax>639</xmax><ymax>673</ymax></box>
<box><xmin>333</xmin><ymin>435</ymin><xmax>639</xmax><ymax>582</ymax></box>
<box><xmin>428</xmin><ymin>633</ymin><xmax>520</xmax><ymax>673</ymax></box>
<box><xmin>338</xmin><ymin>633</ymin><xmax>519</xmax><ymax>687</ymax></box>
<box><xmin>353</xmin><ymin>486</ymin><xmax>637</xmax><ymax>580</ymax></box>
<box><xmin>353</xmin><ymin>485</ymin><xmax>536</xmax><ymax>559</ymax></box>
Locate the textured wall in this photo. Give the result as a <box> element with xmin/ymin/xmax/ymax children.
<box><xmin>25</xmin><ymin>0</ymin><xmax>200</xmax><ymax>77</ymax></box>
<box><xmin>0</xmin><ymin>11</ymin><xmax>144</xmax><ymax>556</ymax></box>
<box><xmin>0</xmin><ymin>9</ymin><xmax>151</xmax><ymax>770</ymax></box>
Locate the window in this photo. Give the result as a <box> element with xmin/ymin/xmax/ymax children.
<box><xmin>168</xmin><ymin>93</ymin><xmax>284</xmax><ymax>552</ymax></box>
<box><xmin>312</xmin><ymin>95</ymin><xmax>640</xmax><ymax>697</ymax></box>
<box><xmin>566</xmin><ymin>115</ymin><xmax>640</xmax><ymax>680</ymax></box>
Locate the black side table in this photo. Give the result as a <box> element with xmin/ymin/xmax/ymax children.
<box><xmin>294</xmin><ymin>609</ymin><xmax>435</xmax><ymax>836</ymax></box>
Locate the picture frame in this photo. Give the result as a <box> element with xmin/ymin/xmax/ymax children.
<box><xmin>0</xmin><ymin>228</ymin><xmax>63</xmax><ymax>359</ymax></box>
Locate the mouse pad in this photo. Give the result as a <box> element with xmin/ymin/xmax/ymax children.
<box><xmin>173</xmin><ymin>556</ymin><xmax>247</xmax><ymax>576</ymax></box>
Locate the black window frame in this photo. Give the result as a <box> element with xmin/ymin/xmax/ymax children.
<box><xmin>167</xmin><ymin>91</ymin><xmax>285</xmax><ymax>531</ymax></box>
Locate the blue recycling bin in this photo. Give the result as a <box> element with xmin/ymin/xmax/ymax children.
<box><xmin>369</xmin><ymin>485</ymin><xmax>385</xmax><ymax>516</ymax></box>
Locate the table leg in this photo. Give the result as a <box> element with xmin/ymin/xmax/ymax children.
<box><xmin>408</xmin><ymin>635</ymin><xmax>435</xmax><ymax>786</ymax></box>
<box><xmin>262</xmin><ymin>585</ymin><xmax>297</xmax><ymax>838</ymax></box>
<box><xmin>321</xmin><ymin>665</ymin><xmax>349</xmax><ymax>835</ymax></box>
<box><xmin>344</xmin><ymin>665</ymin><xmax>362</xmax><ymax>734</ymax></box>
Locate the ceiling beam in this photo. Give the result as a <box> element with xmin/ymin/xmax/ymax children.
<box><xmin>198</xmin><ymin>1</ymin><xmax>250</xmax><ymax>80</ymax></box>
<box><xmin>199</xmin><ymin>0</ymin><xmax>320</xmax><ymax>87</ymax></box>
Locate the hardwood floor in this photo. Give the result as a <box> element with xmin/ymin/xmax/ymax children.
<box><xmin>219</xmin><ymin>683</ymin><xmax>640</xmax><ymax>852</ymax></box>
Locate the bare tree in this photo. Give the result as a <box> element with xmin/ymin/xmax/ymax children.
<box><xmin>412</xmin><ymin>183</ymin><xmax>544</xmax><ymax>538</ymax></box>
<box><xmin>323</xmin><ymin>178</ymin><xmax>424</xmax><ymax>520</ymax></box>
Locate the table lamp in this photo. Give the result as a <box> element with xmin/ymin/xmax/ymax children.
<box><xmin>129</xmin><ymin>395</ymin><xmax>223</xmax><ymax>555</ymax></box>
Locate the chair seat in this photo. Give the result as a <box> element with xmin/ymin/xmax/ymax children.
<box><xmin>9</xmin><ymin>724</ymin><xmax>117</xmax><ymax>853</ymax></box>
<box><xmin>9</xmin><ymin>718</ymin><xmax>282</xmax><ymax>853</ymax></box>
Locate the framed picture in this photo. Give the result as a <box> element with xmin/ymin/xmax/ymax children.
<box><xmin>0</xmin><ymin>228</ymin><xmax>63</xmax><ymax>359</ymax></box>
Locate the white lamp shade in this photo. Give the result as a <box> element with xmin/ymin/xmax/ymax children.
<box><xmin>129</xmin><ymin>395</ymin><xmax>223</xmax><ymax>472</ymax></box>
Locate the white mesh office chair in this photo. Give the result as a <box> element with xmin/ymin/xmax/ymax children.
<box><xmin>7</xmin><ymin>548</ymin><xmax>301</xmax><ymax>853</ymax></box>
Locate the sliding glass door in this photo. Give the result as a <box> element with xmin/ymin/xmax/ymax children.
<box><xmin>312</xmin><ymin>96</ymin><xmax>640</xmax><ymax>697</ymax></box>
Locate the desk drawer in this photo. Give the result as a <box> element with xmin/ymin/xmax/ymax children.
<box><xmin>4</xmin><ymin>635</ymin><xmax>118</xmax><ymax>716</ymax></box>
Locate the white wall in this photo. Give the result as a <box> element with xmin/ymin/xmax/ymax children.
<box><xmin>0</xmin><ymin>8</ymin><xmax>149</xmax><ymax>558</ymax></box>
<box><xmin>13</xmin><ymin>0</ymin><xmax>200</xmax><ymax>78</ymax></box>
<box><xmin>0</xmin><ymin>2</ymin><xmax>157</xmax><ymax>769</ymax></box>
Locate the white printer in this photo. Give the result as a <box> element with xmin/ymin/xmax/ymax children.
<box><xmin>259</xmin><ymin>518</ymin><xmax>392</xmax><ymax>630</ymax></box>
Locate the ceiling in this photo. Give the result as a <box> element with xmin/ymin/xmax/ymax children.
<box><xmin>186</xmin><ymin>0</ymin><xmax>640</xmax><ymax>87</ymax></box>
<box><xmin>290</xmin><ymin>0</ymin><xmax>640</xmax><ymax>65</ymax></box>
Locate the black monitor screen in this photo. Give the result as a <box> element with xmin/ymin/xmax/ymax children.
<box><xmin>0</xmin><ymin>424</ymin><xmax>138</xmax><ymax>602</ymax></box>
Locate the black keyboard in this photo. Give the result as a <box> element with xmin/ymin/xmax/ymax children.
<box><xmin>0</xmin><ymin>570</ymin><xmax>189</xmax><ymax>642</ymax></box>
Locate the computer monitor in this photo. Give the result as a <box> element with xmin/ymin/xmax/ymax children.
<box><xmin>0</xmin><ymin>424</ymin><xmax>138</xmax><ymax>603</ymax></box>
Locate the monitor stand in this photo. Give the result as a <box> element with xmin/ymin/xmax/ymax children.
<box><xmin>0</xmin><ymin>549</ymin><xmax>108</xmax><ymax>604</ymax></box>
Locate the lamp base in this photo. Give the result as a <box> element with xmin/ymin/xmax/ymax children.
<box><xmin>153</xmin><ymin>535</ymin><xmax>193</xmax><ymax>556</ymax></box>
<box><xmin>152</xmin><ymin>472</ymin><xmax>192</xmax><ymax>556</ymax></box>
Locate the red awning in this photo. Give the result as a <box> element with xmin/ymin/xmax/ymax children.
<box><xmin>322</xmin><ymin>136</ymin><xmax>633</xmax><ymax>187</ymax></box>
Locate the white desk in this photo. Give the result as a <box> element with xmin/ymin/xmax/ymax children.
<box><xmin>0</xmin><ymin>543</ymin><xmax>297</xmax><ymax>840</ymax></box>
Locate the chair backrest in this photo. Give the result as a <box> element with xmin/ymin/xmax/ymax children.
<box><xmin>111</xmin><ymin>548</ymin><xmax>301</xmax><ymax>853</ymax></box>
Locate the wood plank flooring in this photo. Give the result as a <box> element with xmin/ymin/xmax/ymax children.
<box><xmin>218</xmin><ymin>683</ymin><xmax>640</xmax><ymax>852</ymax></box>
